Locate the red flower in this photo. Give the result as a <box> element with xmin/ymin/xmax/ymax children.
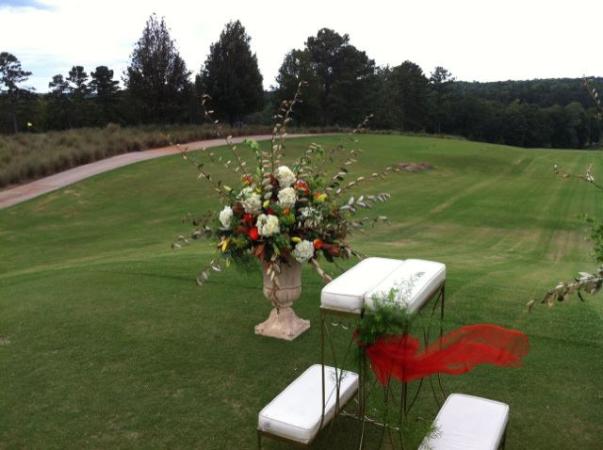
<box><xmin>248</xmin><ymin>227</ymin><xmax>259</xmax><ymax>241</ymax></box>
<box><xmin>313</xmin><ymin>239</ymin><xmax>324</xmax><ymax>249</ymax></box>
<box><xmin>243</xmin><ymin>213</ymin><xmax>254</xmax><ymax>225</ymax></box>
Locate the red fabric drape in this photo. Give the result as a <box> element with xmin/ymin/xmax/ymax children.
<box><xmin>362</xmin><ymin>324</ymin><xmax>529</xmax><ymax>385</ymax></box>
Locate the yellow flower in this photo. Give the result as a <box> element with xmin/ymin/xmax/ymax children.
<box><xmin>219</xmin><ymin>238</ymin><xmax>230</xmax><ymax>252</ymax></box>
<box><xmin>314</xmin><ymin>193</ymin><xmax>328</xmax><ymax>202</ymax></box>
<box><xmin>263</xmin><ymin>200</ymin><xmax>270</xmax><ymax>208</ymax></box>
<box><xmin>291</xmin><ymin>236</ymin><xmax>302</xmax><ymax>243</ymax></box>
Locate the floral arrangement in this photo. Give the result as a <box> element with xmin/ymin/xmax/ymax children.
<box><xmin>174</xmin><ymin>83</ymin><xmax>398</xmax><ymax>286</ymax></box>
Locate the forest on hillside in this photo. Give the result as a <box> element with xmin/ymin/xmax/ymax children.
<box><xmin>1</xmin><ymin>14</ymin><xmax>601</xmax><ymax>149</ymax></box>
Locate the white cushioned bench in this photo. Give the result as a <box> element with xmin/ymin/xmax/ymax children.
<box><xmin>320</xmin><ymin>257</ymin><xmax>446</xmax><ymax>315</ymax></box>
<box><xmin>258</xmin><ymin>364</ymin><xmax>359</xmax><ymax>445</ymax></box>
<box><xmin>419</xmin><ymin>393</ymin><xmax>509</xmax><ymax>450</ymax></box>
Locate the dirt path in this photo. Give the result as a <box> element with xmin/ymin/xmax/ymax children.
<box><xmin>0</xmin><ymin>134</ymin><xmax>318</xmax><ymax>210</ymax></box>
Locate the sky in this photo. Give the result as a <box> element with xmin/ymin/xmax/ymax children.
<box><xmin>1</xmin><ymin>0</ymin><xmax>603</xmax><ymax>93</ymax></box>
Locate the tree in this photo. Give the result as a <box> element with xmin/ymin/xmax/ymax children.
<box><xmin>199</xmin><ymin>20</ymin><xmax>263</xmax><ymax>125</ymax></box>
<box><xmin>390</xmin><ymin>61</ymin><xmax>429</xmax><ymax>131</ymax></box>
<box><xmin>47</xmin><ymin>74</ymin><xmax>71</xmax><ymax>129</ymax></box>
<box><xmin>276</xmin><ymin>28</ymin><xmax>376</xmax><ymax>126</ymax></box>
<box><xmin>90</xmin><ymin>65</ymin><xmax>120</xmax><ymax>125</ymax></box>
<box><xmin>66</xmin><ymin>66</ymin><xmax>90</xmax><ymax>127</ymax></box>
<box><xmin>429</xmin><ymin>66</ymin><xmax>455</xmax><ymax>133</ymax></box>
<box><xmin>125</xmin><ymin>14</ymin><xmax>191</xmax><ymax>124</ymax></box>
<box><xmin>0</xmin><ymin>52</ymin><xmax>32</xmax><ymax>133</ymax></box>
<box><xmin>275</xmin><ymin>49</ymin><xmax>322</xmax><ymax>124</ymax></box>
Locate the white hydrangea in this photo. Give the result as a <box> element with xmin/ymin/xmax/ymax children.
<box><xmin>277</xmin><ymin>187</ymin><xmax>297</xmax><ymax>209</ymax></box>
<box><xmin>242</xmin><ymin>193</ymin><xmax>261</xmax><ymax>214</ymax></box>
<box><xmin>218</xmin><ymin>206</ymin><xmax>233</xmax><ymax>229</ymax></box>
<box><xmin>275</xmin><ymin>165</ymin><xmax>296</xmax><ymax>188</ymax></box>
<box><xmin>256</xmin><ymin>214</ymin><xmax>280</xmax><ymax>237</ymax></box>
<box><xmin>238</xmin><ymin>187</ymin><xmax>261</xmax><ymax>214</ymax></box>
<box><xmin>293</xmin><ymin>240</ymin><xmax>315</xmax><ymax>263</ymax></box>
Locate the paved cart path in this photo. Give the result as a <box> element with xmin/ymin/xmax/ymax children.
<box><xmin>0</xmin><ymin>133</ymin><xmax>319</xmax><ymax>209</ymax></box>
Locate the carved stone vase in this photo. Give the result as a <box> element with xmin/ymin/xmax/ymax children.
<box><xmin>254</xmin><ymin>260</ymin><xmax>310</xmax><ymax>341</ymax></box>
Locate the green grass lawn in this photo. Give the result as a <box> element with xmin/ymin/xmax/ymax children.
<box><xmin>1</xmin><ymin>134</ymin><xmax>602</xmax><ymax>449</ymax></box>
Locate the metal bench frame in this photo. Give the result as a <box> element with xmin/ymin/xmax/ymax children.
<box><xmin>319</xmin><ymin>280</ymin><xmax>446</xmax><ymax>449</ymax></box>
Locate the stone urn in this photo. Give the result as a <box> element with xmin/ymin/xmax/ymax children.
<box><xmin>254</xmin><ymin>260</ymin><xmax>310</xmax><ymax>341</ymax></box>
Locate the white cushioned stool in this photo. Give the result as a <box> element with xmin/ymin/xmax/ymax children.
<box><xmin>257</xmin><ymin>364</ymin><xmax>359</xmax><ymax>446</ymax></box>
<box><xmin>364</xmin><ymin>258</ymin><xmax>446</xmax><ymax>314</ymax></box>
<box><xmin>320</xmin><ymin>257</ymin><xmax>405</xmax><ymax>314</ymax></box>
<box><xmin>419</xmin><ymin>393</ymin><xmax>509</xmax><ymax>450</ymax></box>
<box><xmin>320</xmin><ymin>257</ymin><xmax>446</xmax><ymax>315</ymax></box>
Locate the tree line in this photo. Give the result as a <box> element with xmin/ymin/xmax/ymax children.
<box><xmin>1</xmin><ymin>14</ymin><xmax>601</xmax><ymax>149</ymax></box>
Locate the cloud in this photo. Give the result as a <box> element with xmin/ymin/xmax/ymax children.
<box><xmin>0</xmin><ymin>0</ymin><xmax>51</xmax><ymax>10</ymax></box>
<box><xmin>1</xmin><ymin>0</ymin><xmax>602</xmax><ymax>93</ymax></box>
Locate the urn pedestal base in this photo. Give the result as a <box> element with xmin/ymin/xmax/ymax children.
<box><xmin>254</xmin><ymin>307</ymin><xmax>310</xmax><ymax>341</ymax></box>
<box><xmin>256</xmin><ymin>260</ymin><xmax>310</xmax><ymax>341</ymax></box>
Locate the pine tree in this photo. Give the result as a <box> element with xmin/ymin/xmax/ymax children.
<box><xmin>275</xmin><ymin>29</ymin><xmax>375</xmax><ymax>126</ymax></box>
<box><xmin>66</xmin><ymin>66</ymin><xmax>90</xmax><ymax>127</ymax></box>
<box><xmin>0</xmin><ymin>52</ymin><xmax>32</xmax><ymax>133</ymax></box>
<box><xmin>125</xmin><ymin>14</ymin><xmax>191</xmax><ymax>124</ymax></box>
<box><xmin>48</xmin><ymin>74</ymin><xmax>72</xmax><ymax>129</ymax></box>
<box><xmin>390</xmin><ymin>61</ymin><xmax>429</xmax><ymax>131</ymax></box>
<box><xmin>199</xmin><ymin>20</ymin><xmax>263</xmax><ymax>125</ymax></box>
<box><xmin>429</xmin><ymin>66</ymin><xmax>455</xmax><ymax>133</ymax></box>
<box><xmin>90</xmin><ymin>66</ymin><xmax>120</xmax><ymax>125</ymax></box>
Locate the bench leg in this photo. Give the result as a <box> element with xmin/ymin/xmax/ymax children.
<box><xmin>257</xmin><ymin>430</ymin><xmax>262</xmax><ymax>450</ymax></box>
<box><xmin>499</xmin><ymin>428</ymin><xmax>507</xmax><ymax>449</ymax></box>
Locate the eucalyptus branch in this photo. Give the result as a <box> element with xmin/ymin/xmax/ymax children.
<box><xmin>201</xmin><ymin>94</ymin><xmax>249</xmax><ymax>176</ymax></box>
<box><xmin>272</xmin><ymin>80</ymin><xmax>307</xmax><ymax>169</ymax></box>
<box><xmin>310</xmin><ymin>257</ymin><xmax>333</xmax><ymax>283</ymax></box>
<box><xmin>339</xmin><ymin>193</ymin><xmax>391</xmax><ymax>215</ymax></box>
<box><xmin>528</xmin><ymin>265</ymin><xmax>603</xmax><ymax>310</ymax></box>
<box><xmin>583</xmin><ymin>78</ymin><xmax>603</xmax><ymax>115</ymax></box>
<box><xmin>554</xmin><ymin>163</ymin><xmax>603</xmax><ymax>192</ymax></box>
<box><xmin>196</xmin><ymin>258</ymin><xmax>225</xmax><ymax>287</ymax></box>
<box><xmin>180</xmin><ymin>149</ymin><xmax>231</xmax><ymax>201</ymax></box>
<box><xmin>331</xmin><ymin>165</ymin><xmax>399</xmax><ymax>197</ymax></box>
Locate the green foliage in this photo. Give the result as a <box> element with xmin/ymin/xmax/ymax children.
<box><xmin>125</xmin><ymin>14</ymin><xmax>192</xmax><ymax>124</ymax></box>
<box><xmin>276</xmin><ymin>28</ymin><xmax>376</xmax><ymax>126</ymax></box>
<box><xmin>0</xmin><ymin>52</ymin><xmax>32</xmax><ymax>133</ymax></box>
<box><xmin>198</xmin><ymin>20</ymin><xmax>263</xmax><ymax>125</ymax></box>
<box><xmin>66</xmin><ymin>66</ymin><xmax>90</xmax><ymax>128</ymax></box>
<box><xmin>90</xmin><ymin>66</ymin><xmax>120</xmax><ymax>125</ymax></box>
<box><xmin>588</xmin><ymin>217</ymin><xmax>603</xmax><ymax>263</ymax></box>
<box><xmin>356</xmin><ymin>290</ymin><xmax>413</xmax><ymax>346</ymax></box>
<box><xmin>429</xmin><ymin>66</ymin><xmax>455</xmax><ymax>134</ymax></box>
<box><xmin>390</xmin><ymin>61</ymin><xmax>430</xmax><ymax>131</ymax></box>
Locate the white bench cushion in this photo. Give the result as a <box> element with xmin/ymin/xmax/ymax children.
<box><xmin>419</xmin><ymin>393</ymin><xmax>509</xmax><ymax>450</ymax></box>
<box><xmin>364</xmin><ymin>259</ymin><xmax>446</xmax><ymax>314</ymax></box>
<box><xmin>320</xmin><ymin>257</ymin><xmax>405</xmax><ymax>313</ymax></box>
<box><xmin>258</xmin><ymin>364</ymin><xmax>359</xmax><ymax>444</ymax></box>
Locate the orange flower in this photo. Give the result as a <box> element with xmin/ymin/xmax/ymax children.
<box><xmin>294</xmin><ymin>179</ymin><xmax>310</xmax><ymax>193</ymax></box>
<box><xmin>313</xmin><ymin>239</ymin><xmax>324</xmax><ymax>249</ymax></box>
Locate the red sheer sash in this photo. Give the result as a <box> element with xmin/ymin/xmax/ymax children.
<box><xmin>362</xmin><ymin>324</ymin><xmax>529</xmax><ymax>384</ymax></box>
